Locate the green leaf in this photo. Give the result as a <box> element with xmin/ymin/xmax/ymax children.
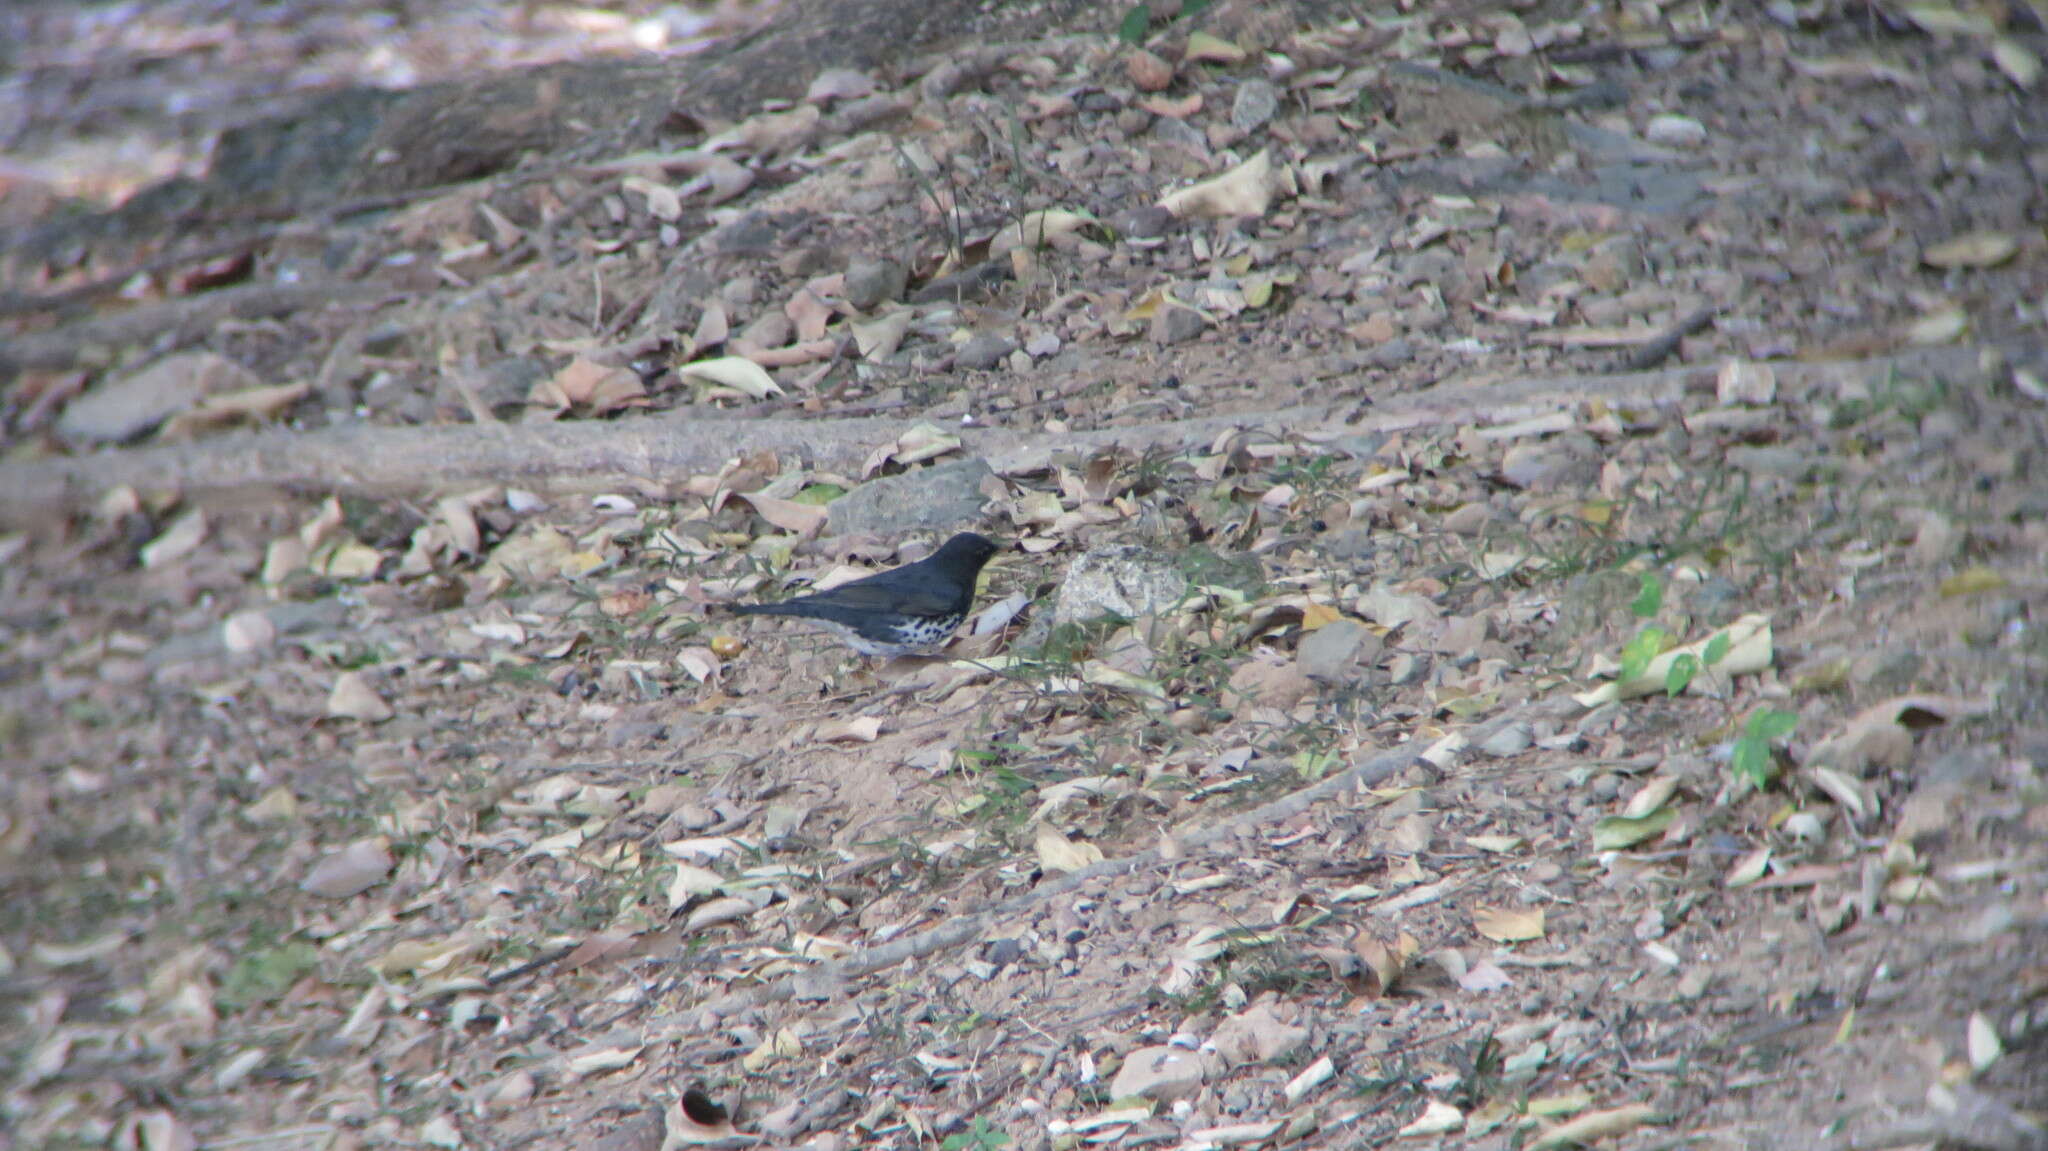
<box><xmin>1747</xmin><ymin>708</ymin><xmax>1799</xmax><ymax>741</ymax></box>
<box><xmin>792</xmin><ymin>483</ymin><xmax>846</xmax><ymax>506</ymax></box>
<box><xmin>1702</xmin><ymin>632</ymin><xmax>1731</xmax><ymax>666</ymax></box>
<box><xmin>1664</xmin><ymin>654</ymin><xmax>1700</xmax><ymax>697</ymax></box>
<box><xmin>1619</xmin><ymin>626</ymin><xmax>1668</xmax><ymax>682</ymax></box>
<box><xmin>1630</xmin><ymin>572</ymin><xmax>1663</xmax><ymax>619</ymax></box>
<box><xmin>1729</xmin><ymin>708</ymin><xmax>1797</xmax><ymax>789</ymax></box>
<box><xmin>1730</xmin><ymin>737</ymin><xmax>1774</xmax><ymax>789</ymax></box>
<box><xmin>1118</xmin><ymin>3</ymin><xmax>1151</xmax><ymax>44</ymax></box>
<box><xmin>1181</xmin><ymin>0</ymin><xmax>1215</xmax><ymax>17</ymax></box>
<box><xmin>1591</xmin><ymin>806</ymin><xmax>1677</xmax><ymax>850</ymax></box>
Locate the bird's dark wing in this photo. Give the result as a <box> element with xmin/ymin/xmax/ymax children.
<box><xmin>784</xmin><ymin>572</ymin><xmax>966</xmax><ymax>618</ymax></box>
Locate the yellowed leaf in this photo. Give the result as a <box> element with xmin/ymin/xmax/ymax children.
<box><xmin>1530</xmin><ymin>1103</ymin><xmax>1659</xmax><ymax>1149</ymax></box>
<box><xmin>1035</xmin><ymin>824</ymin><xmax>1106</xmax><ymax>873</ymax></box>
<box><xmin>1473</xmin><ymin>905</ymin><xmax>1545</xmax><ymax>943</ymax></box>
<box><xmin>1184</xmin><ymin>30</ymin><xmax>1247</xmax><ymax>63</ymax></box>
<box><xmin>679</xmin><ymin>355</ymin><xmax>783</xmax><ymax>398</ymax></box>
<box><xmin>1159</xmin><ymin>150</ymin><xmax>1293</xmax><ymax>220</ymax></box>
<box><xmin>1922</xmin><ymin>230</ymin><xmax>2020</xmax><ymax>269</ymax></box>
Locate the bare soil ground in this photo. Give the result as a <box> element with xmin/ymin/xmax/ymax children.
<box><xmin>3</xmin><ymin>2</ymin><xmax>2046</xmax><ymax>1150</ymax></box>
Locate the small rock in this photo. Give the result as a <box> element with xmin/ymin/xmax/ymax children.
<box><xmin>1478</xmin><ymin>722</ymin><xmax>1533</xmax><ymax>758</ymax></box>
<box><xmin>1151</xmin><ymin>301</ymin><xmax>1208</xmax><ymax>346</ymax></box>
<box><xmin>302</xmin><ymin>837</ymin><xmax>394</xmax><ymax>899</ymax></box>
<box><xmin>1500</xmin><ymin>443</ymin><xmax>1591</xmax><ymax>491</ymax></box>
<box><xmin>1110</xmin><ymin>1045</ymin><xmax>1208</xmax><ymax>1102</ymax></box>
<box><xmin>361</xmin><ymin>322</ymin><xmax>408</xmax><ymax>356</ymax></box>
<box><xmin>1111</xmin><ymin>204</ymin><xmax>1177</xmax><ymax>239</ymax></box>
<box><xmin>1366</xmin><ymin>337</ymin><xmax>1415</xmax><ymax>367</ymax></box>
<box><xmin>827</xmin><ymin>456</ymin><xmax>994</xmax><ymax>537</ymax></box>
<box><xmin>1297</xmin><ymin>619</ymin><xmax>1380</xmax><ymax>682</ymax></box>
<box><xmin>1148</xmin><ymin>115</ymin><xmax>1209</xmax><ymax>155</ymax></box>
<box><xmin>1229</xmin><ymin>79</ymin><xmax>1281</xmax><ymax>134</ymax></box>
<box><xmin>843</xmin><ymin>256</ymin><xmax>908</xmax><ymax>311</ymax></box>
<box><xmin>1644</xmin><ymin>113</ymin><xmax>1707</xmax><ymax>148</ymax></box>
<box><xmin>1228</xmin><ymin>657</ymin><xmax>1314</xmax><ymax>709</ymax></box>
<box><xmin>1126</xmin><ymin>48</ymin><xmax>1174</xmax><ymax>92</ymax></box>
<box><xmin>1023</xmin><ymin>331</ymin><xmax>1062</xmax><ymax>358</ymax></box>
<box><xmin>735</xmin><ymin>310</ymin><xmax>792</xmax><ymax>352</ymax></box>
<box><xmin>1211</xmin><ymin>1003</ymin><xmax>1308</xmax><ymax>1067</ymax></box>
<box><xmin>1716</xmin><ymin>358</ymin><xmax>1777</xmax><ymax>406</ymax></box>
<box><xmin>1054</xmin><ymin>545</ymin><xmax>1189</xmax><ymax>625</ymax></box>
<box><xmin>1385</xmin><ymin>652</ymin><xmax>1427</xmax><ymax>685</ymax></box>
<box><xmin>1725</xmin><ymin>445</ymin><xmax>1814</xmax><ymax>479</ymax></box>
<box><xmin>1442</xmin><ymin>503</ymin><xmax>1494</xmax><ymax>536</ymax></box>
<box><xmin>956</xmin><ymin>331</ymin><xmax>1018</xmax><ymax>371</ymax></box>
<box><xmin>59</xmin><ymin>351</ymin><xmax>260</xmax><ymax>444</ymax></box>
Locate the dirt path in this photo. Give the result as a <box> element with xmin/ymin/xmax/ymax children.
<box><xmin>3</xmin><ymin>2</ymin><xmax>2045</xmax><ymax>1149</ymax></box>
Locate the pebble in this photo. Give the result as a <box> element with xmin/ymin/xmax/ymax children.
<box><xmin>1230</xmin><ymin>79</ymin><xmax>1281</xmax><ymax>134</ymax></box>
<box><xmin>1645</xmin><ymin>113</ymin><xmax>1707</xmax><ymax>148</ymax></box>
<box><xmin>1150</xmin><ymin>300</ymin><xmax>1207</xmax><ymax>346</ymax></box>
<box><xmin>957</xmin><ymin>331</ymin><xmax>1018</xmax><ymax>371</ymax></box>
<box><xmin>843</xmin><ymin>256</ymin><xmax>907</xmax><ymax>311</ymax></box>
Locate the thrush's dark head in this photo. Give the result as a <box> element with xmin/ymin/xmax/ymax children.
<box><xmin>930</xmin><ymin>532</ymin><xmax>1002</xmax><ymax>575</ymax></box>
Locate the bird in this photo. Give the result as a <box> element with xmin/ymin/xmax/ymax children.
<box><xmin>729</xmin><ymin>532</ymin><xmax>1002</xmax><ymax>658</ymax></box>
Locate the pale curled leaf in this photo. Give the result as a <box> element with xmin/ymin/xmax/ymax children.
<box><xmin>679</xmin><ymin>356</ymin><xmax>784</xmax><ymax>398</ymax></box>
<box><xmin>1530</xmin><ymin>1103</ymin><xmax>1660</xmax><ymax>1149</ymax></box>
<box><xmin>567</xmin><ymin>1046</ymin><xmax>643</xmax><ymax>1078</ymax></box>
<box><xmin>1035</xmin><ymin>824</ymin><xmax>1106</xmax><ymax>873</ymax></box>
<box><xmin>327</xmin><ymin>671</ymin><xmax>394</xmax><ymax>722</ymax></box>
<box><xmin>1159</xmin><ymin>150</ymin><xmax>1294</xmax><ymax>220</ymax></box>
<box><xmin>1922</xmin><ymin>230</ymin><xmax>2020</xmax><ymax>269</ymax></box>
<box><xmin>1473</xmin><ymin>906</ymin><xmax>1546</xmax><ymax>943</ymax></box>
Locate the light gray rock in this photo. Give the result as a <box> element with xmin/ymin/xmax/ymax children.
<box><xmin>957</xmin><ymin>331</ymin><xmax>1017</xmax><ymax>371</ymax></box>
<box><xmin>1109</xmin><ymin>1044</ymin><xmax>1209</xmax><ymax>1103</ymax></box>
<box><xmin>1297</xmin><ymin>618</ymin><xmax>1381</xmax><ymax>682</ymax></box>
<box><xmin>1054</xmin><ymin>545</ymin><xmax>1189</xmax><ymax>625</ymax></box>
<box><xmin>844</xmin><ymin>256</ymin><xmax>908</xmax><ymax>311</ymax></box>
<box><xmin>1150</xmin><ymin>301</ymin><xmax>1207</xmax><ymax>346</ymax></box>
<box><xmin>59</xmin><ymin>351</ymin><xmax>259</xmax><ymax>443</ymax></box>
<box><xmin>1230</xmin><ymin>79</ymin><xmax>1281</xmax><ymax>134</ymax></box>
<box><xmin>827</xmin><ymin>456</ymin><xmax>993</xmax><ymax>537</ymax></box>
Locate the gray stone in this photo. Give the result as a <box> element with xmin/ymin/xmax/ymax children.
<box><xmin>957</xmin><ymin>331</ymin><xmax>1018</xmax><ymax>371</ymax></box>
<box><xmin>1230</xmin><ymin>79</ymin><xmax>1282</xmax><ymax>134</ymax></box>
<box><xmin>1109</xmin><ymin>1044</ymin><xmax>1208</xmax><ymax>1103</ymax></box>
<box><xmin>1111</xmin><ymin>204</ymin><xmax>1177</xmax><ymax>239</ymax></box>
<box><xmin>844</xmin><ymin>256</ymin><xmax>908</xmax><ymax>311</ymax></box>
<box><xmin>59</xmin><ymin>351</ymin><xmax>260</xmax><ymax>443</ymax></box>
<box><xmin>1297</xmin><ymin>619</ymin><xmax>1381</xmax><ymax>682</ymax></box>
<box><xmin>1365</xmin><ymin>337</ymin><xmax>1415</xmax><ymax>368</ymax></box>
<box><xmin>1150</xmin><ymin>301</ymin><xmax>1207</xmax><ymax>346</ymax></box>
<box><xmin>1478</xmin><ymin>721</ymin><xmax>1533</xmax><ymax>758</ymax></box>
<box><xmin>827</xmin><ymin>456</ymin><xmax>994</xmax><ymax>537</ymax></box>
<box><xmin>1054</xmin><ymin>545</ymin><xmax>1189</xmax><ymax>625</ymax></box>
<box><xmin>1644</xmin><ymin>113</ymin><xmax>1707</xmax><ymax>148</ymax></box>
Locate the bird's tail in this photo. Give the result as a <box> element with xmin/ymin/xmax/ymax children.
<box><xmin>727</xmin><ymin>601</ymin><xmax>807</xmax><ymax>617</ymax></box>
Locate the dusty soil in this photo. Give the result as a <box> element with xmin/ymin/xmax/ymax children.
<box><xmin>3</xmin><ymin>2</ymin><xmax>2046</xmax><ymax>1151</ymax></box>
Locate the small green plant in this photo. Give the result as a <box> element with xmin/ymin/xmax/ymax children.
<box><xmin>942</xmin><ymin>1117</ymin><xmax>1010</xmax><ymax>1150</ymax></box>
<box><xmin>1117</xmin><ymin>0</ymin><xmax>1214</xmax><ymax>44</ymax></box>
<box><xmin>1730</xmin><ymin>708</ymin><xmax>1797</xmax><ymax>790</ymax></box>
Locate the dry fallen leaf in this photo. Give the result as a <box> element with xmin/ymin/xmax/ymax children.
<box><xmin>1473</xmin><ymin>906</ymin><xmax>1546</xmax><ymax>943</ymax></box>
<box><xmin>301</xmin><ymin>837</ymin><xmax>394</xmax><ymax>898</ymax></box>
<box><xmin>1159</xmin><ymin>150</ymin><xmax>1294</xmax><ymax>220</ymax></box>
<box><xmin>679</xmin><ymin>355</ymin><xmax>784</xmax><ymax>399</ymax></box>
<box><xmin>327</xmin><ymin>671</ymin><xmax>395</xmax><ymax>723</ymax></box>
<box><xmin>1035</xmin><ymin>824</ymin><xmax>1106</xmax><ymax>873</ymax></box>
<box><xmin>1922</xmin><ymin>230</ymin><xmax>2020</xmax><ymax>269</ymax></box>
<box><xmin>1530</xmin><ymin>1103</ymin><xmax>1660</xmax><ymax>1149</ymax></box>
